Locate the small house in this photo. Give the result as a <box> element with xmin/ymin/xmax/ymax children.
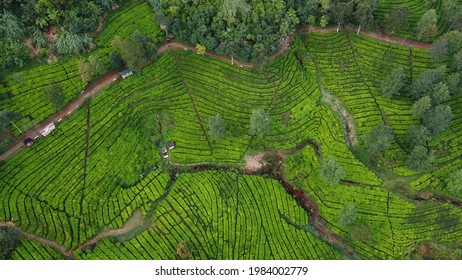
<box><xmin>120</xmin><ymin>69</ymin><xmax>133</xmax><ymax>79</ymax></box>
<box><xmin>168</xmin><ymin>141</ymin><xmax>176</xmax><ymax>150</ymax></box>
<box><xmin>160</xmin><ymin>147</ymin><xmax>168</xmax><ymax>158</ymax></box>
<box><xmin>39</xmin><ymin>123</ymin><xmax>56</xmax><ymax>137</ymax></box>
<box><xmin>23</xmin><ymin>138</ymin><xmax>33</xmax><ymax>147</ymax></box>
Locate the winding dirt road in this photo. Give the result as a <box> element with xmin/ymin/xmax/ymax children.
<box><xmin>0</xmin><ymin>25</ymin><xmax>431</xmax><ymax>162</ymax></box>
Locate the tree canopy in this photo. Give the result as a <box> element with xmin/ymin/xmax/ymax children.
<box><xmin>207</xmin><ymin>114</ymin><xmax>227</xmax><ymax>140</ymax></box>
<box><xmin>339</xmin><ymin>204</ymin><xmax>356</xmax><ymax>227</ymax></box>
<box><xmin>423</xmin><ymin>105</ymin><xmax>452</xmax><ymax>135</ymax></box>
<box><xmin>406</xmin><ymin>145</ymin><xmax>435</xmax><ymax>171</ymax></box>
<box><xmin>416</xmin><ymin>9</ymin><xmax>438</xmax><ymax>40</ymax></box>
<box><xmin>249</xmin><ymin>108</ymin><xmax>270</xmax><ymax>137</ymax></box>
<box><xmin>364</xmin><ymin>124</ymin><xmax>393</xmax><ymax>157</ymax></box>
<box><xmin>319</xmin><ymin>158</ymin><xmax>346</xmax><ymax>186</ymax></box>
<box><xmin>381</xmin><ymin>67</ymin><xmax>407</xmax><ymax>98</ymax></box>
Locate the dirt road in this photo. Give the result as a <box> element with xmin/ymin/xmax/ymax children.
<box><xmin>0</xmin><ymin>71</ymin><xmax>120</xmax><ymax>161</ymax></box>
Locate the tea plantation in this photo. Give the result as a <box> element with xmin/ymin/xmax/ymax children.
<box><xmin>1</xmin><ymin>0</ymin><xmax>462</xmax><ymax>260</ymax></box>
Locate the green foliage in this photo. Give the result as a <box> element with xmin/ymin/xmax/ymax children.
<box><xmin>355</xmin><ymin>0</ymin><xmax>379</xmax><ymax>28</ymax></box>
<box><xmin>249</xmin><ymin>108</ymin><xmax>270</xmax><ymax>137</ymax></box>
<box><xmin>423</xmin><ymin>105</ymin><xmax>452</xmax><ymax>135</ymax></box>
<box><xmin>416</xmin><ymin>9</ymin><xmax>437</xmax><ymax>40</ymax></box>
<box><xmin>447</xmin><ymin>30</ymin><xmax>462</xmax><ymax>54</ymax></box>
<box><xmin>329</xmin><ymin>1</ymin><xmax>354</xmax><ymax>25</ymax></box>
<box><xmin>430</xmin><ymin>38</ymin><xmax>448</xmax><ymax>62</ymax></box>
<box><xmin>409</xmin><ymin>66</ymin><xmax>445</xmax><ymax>99</ymax></box>
<box><xmin>0</xmin><ymin>226</ymin><xmax>19</xmax><ymax>260</ymax></box>
<box><xmin>78</xmin><ymin>55</ymin><xmax>106</xmax><ymax>83</ymax></box>
<box><xmin>411</xmin><ymin>96</ymin><xmax>431</xmax><ymax>119</ymax></box>
<box><xmin>114</xmin><ymin>31</ymin><xmax>157</xmax><ymax>72</ymax></box>
<box><xmin>364</xmin><ymin>124</ymin><xmax>393</xmax><ymax>157</ymax></box>
<box><xmin>0</xmin><ymin>111</ymin><xmax>21</xmax><ymax>131</ymax></box>
<box><xmin>431</xmin><ymin>82</ymin><xmax>450</xmax><ymax>105</ymax></box>
<box><xmin>406</xmin><ymin>145</ymin><xmax>435</xmax><ymax>171</ymax></box>
<box><xmin>444</xmin><ymin>169</ymin><xmax>462</xmax><ymax>199</ymax></box>
<box><xmin>319</xmin><ymin>158</ymin><xmax>346</xmax><ymax>186</ymax></box>
<box><xmin>206</xmin><ymin>114</ymin><xmax>226</xmax><ymax>140</ymax></box>
<box><xmin>159</xmin><ymin>0</ymin><xmax>304</xmax><ymax>62</ymax></box>
<box><xmin>44</xmin><ymin>84</ymin><xmax>65</xmax><ymax>108</ymax></box>
<box><xmin>351</xmin><ymin>223</ymin><xmax>374</xmax><ymax>244</ymax></box>
<box><xmin>339</xmin><ymin>204</ymin><xmax>356</xmax><ymax>227</ymax></box>
<box><xmin>0</xmin><ymin>10</ymin><xmax>23</xmax><ymax>40</ymax></box>
<box><xmin>381</xmin><ymin>67</ymin><xmax>407</xmax><ymax>98</ymax></box>
<box><xmin>452</xmin><ymin>49</ymin><xmax>462</xmax><ymax>71</ymax></box>
<box><xmin>383</xmin><ymin>7</ymin><xmax>410</xmax><ymax>34</ymax></box>
<box><xmin>447</xmin><ymin>73</ymin><xmax>462</xmax><ymax>95</ymax></box>
<box><xmin>54</xmin><ymin>32</ymin><xmax>94</xmax><ymax>55</ymax></box>
<box><xmin>406</xmin><ymin>126</ymin><xmax>431</xmax><ymax>149</ymax></box>
<box><xmin>0</xmin><ymin>39</ymin><xmax>29</xmax><ymax>69</ymax></box>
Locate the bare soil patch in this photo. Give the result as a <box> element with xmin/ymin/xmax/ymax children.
<box><xmin>245</xmin><ymin>154</ymin><xmax>265</xmax><ymax>172</ymax></box>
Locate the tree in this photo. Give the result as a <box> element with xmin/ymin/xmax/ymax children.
<box><xmin>0</xmin><ymin>226</ymin><xmax>19</xmax><ymax>259</ymax></box>
<box><xmin>117</xmin><ymin>31</ymin><xmax>157</xmax><ymax>72</ymax></box>
<box><xmin>447</xmin><ymin>73</ymin><xmax>461</xmax><ymax>95</ymax></box>
<box><xmin>0</xmin><ymin>111</ymin><xmax>21</xmax><ymax>131</ymax></box>
<box><xmin>294</xmin><ymin>0</ymin><xmax>320</xmax><ymax>24</ymax></box>
<box><xmin>329</xmin><ymin>1</ymin><xmax>354</xmax><ymax>26</ymax></box>
<box><xmin>249</xmin><ymin>108</ymin><xmax>270</xmax><ymax>137</ymax></box>
<box><xmin>109</xmin><ymin>53</ymin><xmax>123</xmax><ymax>69</ymax></box>
<box><xmin>447</xmin><ymin>31</ymin><xmax>462</xmax><ymax>54</ymax></box>
<box><xmin>206</xmin><ymin>114</ymin><xmax>226</xmax><ymax>140</ymax></box>
<box><xmin>430</xmin><ymin>38</ymin><xmax>449</xmax><ymax>62</ymax></box>
<box><xmin>452</xmin><ymin>49</ymin><xmax>462</xmax><ymax>71</ymax></box>
<box><xmin>319</xmin><ymin>158</ymin><xmax>346</xmax><ymax>186</ymax></box>
<box><xmin>364</xmin><ymin>124</ymin><xmax>393</xmax><ymax>157</ymax></box>
<box><xmin>444</xmin><ymin>169</ymin><xmax>462</xmax><ymax>199</ymax></box>
<box><xmin>0</xmin><ymin>11</ymin><xmax>23</xmax><ymax>40</ymax></box>
<box><xmin>0</xmin><ymin>39</ymin><xmax>29</xmax><ymax>69</ymax></box>
<box><xmin>431</xmin><ymin>82</ymin><xmax>450</xmax><ymax>105</ymax></box>
<box><xmin>220</xmin><ymin>0</ymin><xmax>250</xmax><ymax>25</ymax></box>
<box><xmin>44</xmin><ymin>84</ymin><xmax>65</xmax><ymax>108</ymax></box>
<box><xmin>381</xmin><ymin>67</ymin><xmax>407</xmax><ymax>98</ymax></box>
<box><xmin>196</xmin><ymin>44</ymin><xmax>206</xmax><ymax>55</ymax></box>
<box><xmin>411</xmin><ymin>96</ymin><xmax>431</xmax><ymax>119</ymax></box>
<box><xmin>54</xmin><ymin>32</ymin><xmax>94</xmax><ymax>55</ymax></box>
<box><xmin>383</xmin><ymin>7</ymin><xmax>409</xmax><ymax>34</ymax></box>
<box><xmin>423</xmin><ymin>105</ymin><xmax>452</xmax><ymax>135</ymax></box>
<box><xmin>355</xmin><ymin>0</ymin><xmax>379</xmax><ymax>29</ymax></box>
<box><xmin>339</xmin><ymin>204</ymin><xmax>356</xmax><ymax>227</ymax></box>
<box><xmin>176</xmin><ymin>240</ymin><xmax>194</xmax><ymax>259</ymax></box>
<box><xmin>78</xmin><ymin>60</ymin><xmax>92</xmax><ymax>83</ymax></box>
<box><xmin>406</xmin><ymin>145</ymin><xmax>435</xmax><ymax>170</ymax></box>
<box><xmin>78</xmin><ymin>56</ymin><xmax>106</xmax><ymax>83</ymax></box>
<box><xmin>407</xmin><ymin>126</ymin><xmax>432</xmax><ymax>148</ymax></box>
<box><xmin>409</xmin><ymin>66</ymin><xmax>446</xmax><ymax>99</ymax></box>
<box><xmin>416</xmin><ymin>9</ymin><xmax>438</xmax><ymax>40</ymax></box>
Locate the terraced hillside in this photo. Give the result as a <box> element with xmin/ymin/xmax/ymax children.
<box><xmin>0</xmin><ymin>0</ymin><xmax>462</xmax><ymax>259</ymax></box>
<box><xmin>2</xmin><ymin>22</ymin><xmax>462</xmax><ymax>259</ymax></box>
<box><xmin>0</xmin><ymin>1</ymin><xmax>162</xmax><ymax>136</ymax></box>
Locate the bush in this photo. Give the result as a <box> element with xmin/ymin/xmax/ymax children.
<box><xmin>44</xmin><ymin>84</ymin><xmax>65</xmax><ymax>108</ymax></box>
<box><xmin>207</xmin><ymin>114</ymin><xmax>226</xmax><ymax>140</ymax></box>
<box><xmin>364</xmin><ymin>124</ymin><xmax>393</xmax><ymax>157</ymax></box>
<box><xmin>406</xmin><ymin>145</ymin><xmax>435</xmax><ymax>171</ymax></box>
<box><xmin>249</xmin><ymin>108</ymin><xmax>270</xmax><ymax>137</ymax></box>
<box><xmin>339</xmin><ymin>205</ymin><xmax>356</xmax><ymax>227</ymax></box>
<box><xmin>319</xmin><ymin>158</ymin><xmax>346</xmax><ymax>186</ymax></box>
